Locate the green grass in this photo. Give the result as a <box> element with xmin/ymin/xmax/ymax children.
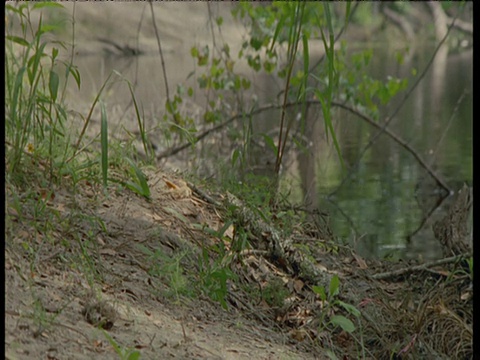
<box><xmin>4</xmin><ymin>0</ymin><xmax>153</xmax><ymax>316</ymax></box>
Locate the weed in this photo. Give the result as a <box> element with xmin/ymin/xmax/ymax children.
<box><xmin>262</xmin><ymin>278</ymin><xmax>290</xmax><ymax>308</ymax></box>
<box><xmin>136</xmin><ymin>244</ymin><xmax>194</xmax><ymax>300</ymax></box>
<box><xmin>5</xmin><ymin>2</ymin><xmax>77</xmax><ymax>187</ymax></box>
<box><xmin>122</xmin><ymin>158</ymin><xmax>151</xmax><ymax>200</ymax></box>
<box><xmin>312</xmin><ymin>275</ymin><xmax>360</xmax><ymax>333</ymax></box>
<box><xmin>196</xmin><ymin>247</ymin><xmax>237</xmax><ymax>309</ymax></box>
<box><xmin>103</xmin><ymin>330</ymin><xmax>141</xmax><ymax>360</ymax></box>
<box><xmin>465</xmin><ymin>257</ymin><xmax>473</xmax><ymax>281</ymax></box>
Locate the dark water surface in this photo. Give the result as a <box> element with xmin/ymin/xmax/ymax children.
<box><xmin>296</xmin><ymin>45</ymin><xmax>473</xmax><ymax>261</ymax></box>
<box><xmin>68</xmin><ymin>39</ymin><xmax>472</xmax><ymax>261</ymax></box>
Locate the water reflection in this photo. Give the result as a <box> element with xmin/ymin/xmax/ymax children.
<box><xmin>289</xmin><ymin>45</ymin><xmax>472</xmax><ymax>261</ymax></box>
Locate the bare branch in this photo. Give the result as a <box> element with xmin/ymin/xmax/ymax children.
<box><xmin>371</xmin><ymin>253</ymin><xmax>471</xmax><ymax>280</ymax></box>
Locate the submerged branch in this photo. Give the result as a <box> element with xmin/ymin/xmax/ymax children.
<box><xmin>332</xmin><ymin>102</ymin><xmax>452</xmax><ymax>193</ymax></box>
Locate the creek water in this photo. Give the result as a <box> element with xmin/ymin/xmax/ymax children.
<box><xmin>303</xmin><ymin>44</ymin><xmax>473</xmax><ymax>261</ymax></box>
<box><xmin>64</xmin><ymin>25</ymin><xmax>472</xmax><ymax>262</ymax></box>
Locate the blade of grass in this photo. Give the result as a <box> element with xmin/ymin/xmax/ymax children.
<box><xmin>100</xmin><ymin>101</ymin><xmax>108</xmax><ymax>188</ymax></box>
<box><xmin>67</xmin><ymin>71</ymin><xmax>113</xmax><ymax>163</ymax></box>
<box><xmin>125</xmin><ymin>158</ymin><xmax>150</xmax><ymax>199</ymax></box>
<box><xmin>125</xmin><ymin>79</ymin><xmax>151</xmax><ymax>160</ymax></box>
<box><xmin>315</xmin><ymin>4</ymin><xmax>345</xmax><ymax>170</ymax></box>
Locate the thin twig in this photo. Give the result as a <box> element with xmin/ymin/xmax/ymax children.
<box><xmin>429</xmin><ymin>90</ymin><xmax>468</xmax><ymax>164</ymax></box>
<box><xmin>332</xmin><ymin>102</ymin><xmax>452</xmax><ymax>193</ymax></box>
<box><xmin>149</xmin><ymin>1</ymin><xmax>172</xmax><ymax>119</ymax></box>
<box><xmin>275</xmin><ymin>3</ymin><xmax>305</xmax><ymax>177</ymax></box>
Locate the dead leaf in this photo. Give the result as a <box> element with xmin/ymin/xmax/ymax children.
<box><xmin>96</xmin><ymin>235</ymin><xmax>106</xmax><ymax>246</ymax></box>
<box><xmin>40</xmin><ymin>188</ymin><xmax>55</xmax><ymax>203</ymax></box>
<box><xmin>461</xmin><ymin>290</ymin><xmax>472</xmax><ymax>301</ymax></box>
<box><xmin>163</xmin><ymin>178</ymin><xmax>179</xmax><ymax>190</ymax></box>
<box><xmin>290</xmin><ymin>329</ymin><xmax>307</xmax><ymax>342</ymax></box>
<box><xmin>224</xmin><ymin>224</ymin><xmax>235</xmax><ymax>239</ymax></box>
<box><xmin>353</xmin><ymin>253</ymin><xmax>368</xmax><ymax>269</ymax></box>
<box><xmin>293</xmin><ymin>279</ymin><xmax>304</xmax><ymax>293</ymax></box>
<box><xmin>93</xmin><ymin>339</ymin><xmax>104</xmax><ymax>349</ymax></box>
<box><xmin>172</xmin><ymin>185</ymin><xmax>192</xmax><ymax>199</ymax></box>
<box><xmin>163</xmin><ymin>178</ymin><xmax>192</xmax><ymax>199</ymax></box>
<box><xmin>7</xmin><ymin>207</ymin><xmax>20</xmax><ymax>218</ymax></box>
<box><xmin>315</xmin><ymin>263</ymin><xmax>328</xmax><ymax>272</ymax></box>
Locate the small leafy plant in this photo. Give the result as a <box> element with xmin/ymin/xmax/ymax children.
<box><xmin>136</xmin><ymin>244</ymin><xmax>193</xmax><ymax>300</ymax></box>
<box><xmin>312</xmin><ymin>275</ymin><xmax>361</xmax><ymax>333</ymax></box>
<box><xmin>197</xmin><ymin>246</ymin><xmax>237</xmax><ymax>310</ymax></box>
<box><xmin>103</xmin><ymin>330</ymin><xmax>141</xmax><ymax>360</ymax></box>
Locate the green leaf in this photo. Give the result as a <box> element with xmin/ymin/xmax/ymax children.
<box><xmin>263</xmin><ymin>60</ymin><xmax>276</xmax><ymax>74</ymax></box>
<box><xmin>247</xmin><ymin>54</ymin><xmax>261</xmax><ymax>71</ymax></box>
<box><xmin>336</xmin><ymin>300</ymin><xmax>361</xmax><ymax>317</ymax></box>
<box><xmin>6</xmin><ymin>35</ymin><xmax>29</xmax><ymax>47</ymax></box>
<box><xmin>32</xmin><ymin>2</ymin><xmax>65</xmax><ymax>10</ymax></box>
<box><xmin>27</xmin><ymin>42</ymin><xmax>47</xmax><ymax>85</ymax></box>
<box><xmin>190</xmin><ymin>46</ymin><xmax>198</xmax><ymax>58</ymax></box>
<box><xmin>6</xmin><ymin>4</ymin><xmax>25</xmax><ymax>15</ymax></box>
<box><xmin>302</xmin><ymin>32</ymin><xmax>309</xmax><ymax>96</ymax></box>
<box><xmin>231</xmin><ymin>148</ymin><xmax>241</xmax><ymax>167</ymax></box>
<box><xmin>125</xmin><ymin>158</ymin><xmax>150</xmax><ymax>199</ymax></box>
<box><xmin>39</xmin><ymin>24</ymin><xmax>59</xmax><ymax>35</ymax></box>
<box><xmin>217</xmin><ymin>220</ymin><xmax>234</xmax><ymax>239</ymax></box>
<box><xmin>11</xmin><ymin>67</ymin><xmax>26</xmax><ymax>121</ymax></box>
<box><xmin>269</xmin><ymin>13</ymin><xmax>285</xmax><ymax>53</ymax></box>
<box><xmin>49</xmin><ymin>70</ymin><xmax>59</xmax><ymax>102</ymax></box>
<box><xmin>312</xmin><ymin>285</ymin><xmax>326</xmax><ymax>301</ymax></box>
<box><xmin>127</xmin><ymin>351</ymin><xmax>141</xmax><ymax>360</ymax></box>
<box><xmin>344</xmin><ymin>1</ymin><xmax>352</xmax><ymax>28</ymax></box>
<box><xmin>261</xmin><ymin>133</ymin><xmax>278</xmax><ymax>156</ymax></box>
<box><xmin>66</xmin><ymin>64</ymin><xmax>81</xmax><ymax>90</ymax></box>
<box><xmin>330</xmin><ymin>315</ymin><xmax>355</xmax><ymax>333</ymax></box>
<box><xmin>100</xmin><ymin>102</ymin><xmax>108</xmax><ymax>188</ymax></box>
<box><xmin>52</xmin><ymin>47</ymin><xmax>59</xmax><ymax>60</ymax></box>
<box><xmin>329</xmin><ymin>274</ymin><xmax>340</xmax><ymax>297</ymax></box>
<box><xmin>250</xmin><ymin>37</ymin><xmax>263</xmax><ymax>51</ymax></box>
<box><xmin>164</xmin><ymin>207</ymin><xmax>190</xmax><ymax>224</ymax></box>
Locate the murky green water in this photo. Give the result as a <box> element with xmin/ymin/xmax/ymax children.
<box><xmin>291</xmin><ymin>45</ymin><xmax>473</xmax><ymax>261</ymax></box>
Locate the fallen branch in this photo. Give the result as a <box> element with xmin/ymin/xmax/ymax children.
<box><xmin>370</xmin><ymin>253</ymin><xmax>471</xmax><ymax>280</ymax></box>
<box><xmin>224</xmin><ymin>191</ymin><xmax>333</xmax><ymax>287</ymax></box>
<box><xmin>156</xmin><ymin>103</ymin><xmax>280</xmax><ymax>160</ymax></box>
